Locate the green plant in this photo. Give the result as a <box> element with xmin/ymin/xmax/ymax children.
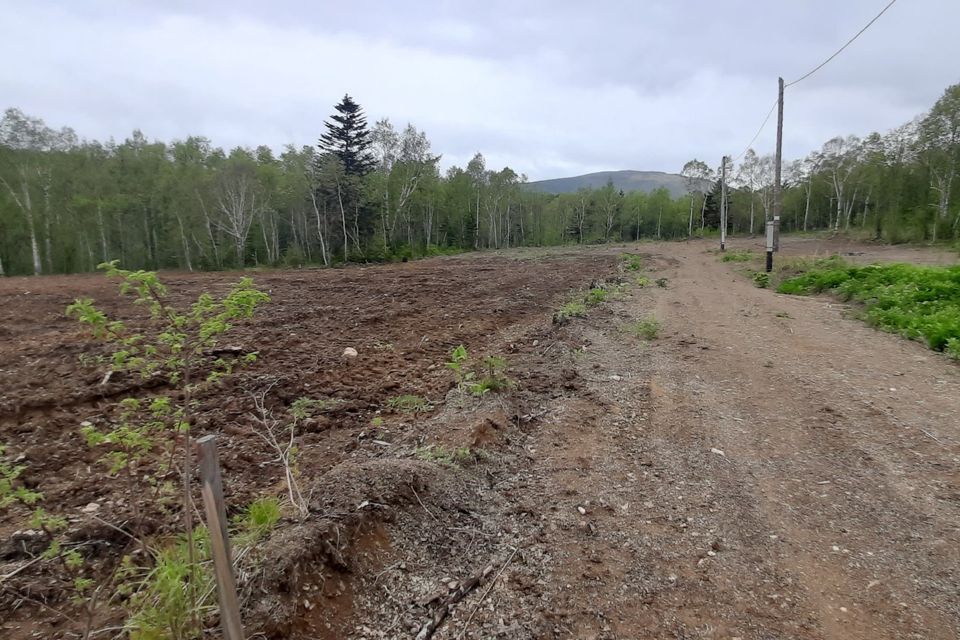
<box><xmin>388</xmin><ymin>394</ymin><xmax>431</xmax><ymax>412</ymax></box>
<box><xmin>234</xmin><ymin>496</ymin><xmax>282</xmax><ymax>544</ymax></box>
<box><xmin>721</xmin><ymin>249</ymin><xmax>753</xmax><ymax>263</ymax></box>
<box><xmin>627</xmin><ymin>316</ymin><xmax>660</xmax><ymax>340</ymax></box>
<box><xmin>445</xmin><ymin>346</ymin><xmax>512</xmax><ymax>397</ymax></box>
<box><xmin>775</xmin><ymin>311</ymin><xmax>792</xmax><ymax>319</ymax></box>
<box><xmin>586</xmin><ymin>287</ymin><xmax>608</xmax><ymax>306</ymax></box>
<box><xmin>753</xmin><ymin>272</ymin><xmax>771</xmax><ymax>288</ymax></box>
<box><xmin>414</xmin><ymin>445</ymin><xmax>473</xmax><ymax>467</ymax></box>
<box><xmin>634</xmin><ymin>276</ymin><xmax>652</xmax><ymax>287</ymax></box>
<box><xmin>655</xmin><ymin>278</ymin><xmax>669</xmax><ymax>288</ymax></box>
<box><xmin>124</xmin><ymin>528</ymin><xmax>216</xmax><ymax>640</ymax></box>
<box><xmin>555</xmin><ymin>300</ymin><xmax>587</xmax><ymax>321</ymax></box>
<box><xmin>1</xmin><ymin>444</ymin><xmax>43</xmax><ymax>509</ymax></box>
<box><xmin>68</xmin><ymin>262</ymin><xmax>268</xmax><ymax>635</ymax></box>
<box><xmin>621</xmin><ymin>253</ymin><xmax>643</xmax><ymax>271</ymax></box>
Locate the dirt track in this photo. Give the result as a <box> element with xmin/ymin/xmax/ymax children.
<box><xmin>1</xmin><ymin>238</ymin><xmax>958</xmax><ymax>639</ymax></box>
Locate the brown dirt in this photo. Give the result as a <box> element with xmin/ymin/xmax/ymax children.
<box><xmin>1</xmin><ymin>238</ymin><xmax>958</xmax><ymax>639</ymax></box>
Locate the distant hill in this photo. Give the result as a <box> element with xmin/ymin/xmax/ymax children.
<box><xmin>527</xmin><ymin>170</ymin><xmax>704</xmax><ymax>198</ymax></box>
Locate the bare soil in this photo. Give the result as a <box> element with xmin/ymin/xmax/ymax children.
<box><xmin>1</xmin><ymin>238</ymin><xmax>958</xmax><ymax>639</ymax></box>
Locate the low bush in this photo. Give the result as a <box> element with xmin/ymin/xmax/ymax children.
<box><xmin>721</xmin><ymin>249</ymin><xmax>753</xmax><ymax>263</ymax></box>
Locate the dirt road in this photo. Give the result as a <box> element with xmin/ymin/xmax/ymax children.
<box><xmin>486</xmin><ymin>239</ymin><xmax>960</xmax><ymax>639</ymax></box>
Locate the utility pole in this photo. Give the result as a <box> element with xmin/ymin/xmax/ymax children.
<box><xmin>768</xmin><ymin>77</ymin><xmax>785</xmax><ymax>272</ymax></box>
<box><xmin>720</xmin><ymin>155</ymin><xmax>728</xmax><ymax>252</ymax></box>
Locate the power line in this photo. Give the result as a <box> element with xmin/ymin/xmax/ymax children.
<box><xmin>731</xmin><ymin>98</ymin><xmax>778</xmax><ymax>162</ymax></box>
<box><xmin>785</xmin><ymin>0</ymin><xmax>898</xmax><ymax>87</ymax></box>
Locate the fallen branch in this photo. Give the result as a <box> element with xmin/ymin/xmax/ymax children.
<box><xmin>415</xmin><ymin>546</ymin><xmax>519</xmax><ymax>640</ymax></box>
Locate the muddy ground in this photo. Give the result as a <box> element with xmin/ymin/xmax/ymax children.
<box><xmin>1</xmin><ymin>237</ymin><xmax>958</xmax><ymax>639</ymax></box>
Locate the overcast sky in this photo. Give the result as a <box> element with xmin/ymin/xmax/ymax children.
<box><xmin>1</xmin><ymin>0</ymin><xmax>958</xmax><ymax>180</ymax></box>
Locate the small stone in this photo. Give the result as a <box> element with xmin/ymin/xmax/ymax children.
<box><xmin>706</xmin><ymin>550</ymin><xmax>716</xmax><ymax>557</ymax></box>
<box><xmin>839</xmin><ymin>606</ymin><xmax>848</xmax><ymax>613</ymax></box>
<box><xmin>710</xmin><ymin>448</ymin><xmax>725</xmax><ymax>457</ymax></box>
<box><xmin>577</xmin><ymin>506</ymin><xmax>587</xmax><ymax>515</ymax></box>
<box><xmin>81</xmin><ymin>502</ymin><xmax>100</xmax><ymax>514</ymax></box>
<box><xmin>610</xmin><ymin>375</ymin><xmax>622</xmax><ymax>381</ymax></box>
<box><xmin>343</xmin><ymin>347</ymin><xmax>359</xmax><ymax>358</ymax></box>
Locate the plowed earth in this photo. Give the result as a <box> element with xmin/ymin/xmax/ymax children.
<box><xmin>1</xmin><ymin>238</ymin><xmax>958</xmax><ymax>640</ymax></box>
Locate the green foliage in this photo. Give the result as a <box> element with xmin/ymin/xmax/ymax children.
<box><xmin>0</xmin><ymin>445</ymin><xmax>43</xmax><ymax>509</ymax></box>
<box><xmin>626</xmin><ymin>316</ymin><xmax>661</xmax><ymax>340</ymax></box>
<box><xmin>621</xmin><ymin>253</ymin><xmax>643</xmax><ymax>271</ymax></box>
<box><xmin>752</xmin><ymin>272</ymin><xmax>771</xmax><ymax>288</ymax></box>
<box><xmin>779</xmin><ymin>262</ymin><xmax>960</xmax><ymax>355</ymax></box>
<box><xmin>234</xmin><ymin>496</ymin><xmax>282</xmax><ymax>544</ymax></box>
<box><xmin>414</xmin><ymin>444</ymin><xmax>473</xmax><ymax>467</ymax></box>
<box><xmin>586</xmin><ymin>287</ymin><xmax>608</xmax><ymax>306</ymax></box>
<box><xmin>387</xmin><ymin>394</ymin><xmax>431</xmax><ymax>412</ymax></box>
<box><xmin>555</xmin><ymin>300</ymin><xmax>587</xmax><ymax>320</ymax></box>
<box><xmin>721</xmin><ymin>249</ymin><xmax>754</xmax><ymax>262</ymax></box>
<box><xmin>125</xmin><ymin>528</ymin><xmax>216</xmax><ymax>640</ymax></box>
<box><xmin>634</xmin><ymin>275</ymin><xmax>652</xmax><ymax>287</ymax></box>
<box><xmin>445</xmin><ymin>346</ymin><xmax>512</xmax><ymax>397</ymax></box>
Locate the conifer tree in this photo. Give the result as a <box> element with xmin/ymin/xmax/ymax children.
<box><xmin>318</xmin><ymin>94</ymin><xmax>374</xmax><ymax>176</ymax></box>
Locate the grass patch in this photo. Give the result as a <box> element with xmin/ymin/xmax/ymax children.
<box><xmin>555</xmin><ymin>300</ymin><xmax>587</xmax><ymax>321</ymax></box>
<box><xmin>413</xmin><ymin>444</ymin><xmax>473</xmax><ymax>467</ymax></box>
<box><xmin>721</xmin><ymin>249</ymin><xmax>754</xmax><ymax>263</ymax></box>
<box><xmin>626</xmin><ymin>316</ymin><xmax>660</xmax><ymax>340</ymax></box>
<box><xmin>586</xmin><ymin>287</ymin><xmax>609</xmax><ymax>306</ymax></box>
<box><xmin>387</xmin><ymin>394</ymin><xmax>431</xmax><ymax>412</ymax></box>
<box><xmin>752</xmin><ymin>272</ymin><xmax>771</xmax><ymax>288</ymax></box>
<box><xmin>778</xmin><ymin>261</ymin><xmax>960</xmax><ymax>358</ymax></box>
<box><xmin>234</xmin><ymin>496</ymin><xmax>281</xmax><ymax>544</ymax></box>
<box><xmin>634</xmin><ymin>275</ymin><xmax>652</xmax><ymax>287</ymax></box>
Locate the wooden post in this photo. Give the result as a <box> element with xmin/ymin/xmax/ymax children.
<box><xmin>197</xmin><ymin>435</ymin><xmax>245</xmax><ymax>640</ymax></box>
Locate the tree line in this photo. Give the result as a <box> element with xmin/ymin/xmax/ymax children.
<box><xmin>1</xmin><ymin>83</ymin><xmax>958</xmax><ymax>276</ymax></box>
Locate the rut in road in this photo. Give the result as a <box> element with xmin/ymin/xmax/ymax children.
<box><xmin>506</xmin><ymin>241</ymin><xmax>960</xmax><ymax>639</ymax></box>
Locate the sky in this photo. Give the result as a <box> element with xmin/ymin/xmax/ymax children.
<box><xmin>1</xmin><ymin>0</ymin><xmax>958</xmax><ymax>180</ymax></box>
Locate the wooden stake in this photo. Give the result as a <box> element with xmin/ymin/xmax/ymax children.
<box><xmin>197</xmin><ymin>435</ymin><xmax>245</xmax><ymax>640</ymax></box>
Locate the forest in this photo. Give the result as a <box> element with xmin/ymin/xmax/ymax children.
<box><xmin>1</xmin><ymin>83</ymin><xmax>958</xmax><ymax>276</ymax></box>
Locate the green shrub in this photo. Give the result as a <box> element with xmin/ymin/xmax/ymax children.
<box><xmin>753</xmin><ymin>272</ymin><xmax>771</xmax><ymax>288</ymax></box>
<box><xmin>635</xmin><ymin>276</ymin><xmax>652</xmax><ymax>287</ymax></box>
<box><xmin>555</xmin><ymin>300</ymin><xmax>587</xmax><ymax>321</ymax></box>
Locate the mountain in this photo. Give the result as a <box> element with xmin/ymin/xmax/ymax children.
<box><xmin>527</xmin><ymin>170</ymin><xmax>699</xmax><ymax>198</ymax></box>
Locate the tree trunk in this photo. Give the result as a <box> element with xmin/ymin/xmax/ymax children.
<box><xmin>176</xmin><ymin>213</ymin><xmax>193</xmax><ymax>271</ymax></box>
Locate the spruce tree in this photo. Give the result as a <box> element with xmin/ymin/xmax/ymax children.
<box><xmin>318</xmin><ymin>94</ymin><xmax>374</xmax><ymax>176</ymax></box>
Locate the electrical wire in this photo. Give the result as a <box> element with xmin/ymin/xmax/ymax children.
<box><xmin>785</xmin><ymin>0</ymin><xmax>898</xmax><ymax>87</ymax></box>
<box><xmin>731</xmin><ymin>98</ymin><xmax>778</xmax><ymax>162</ymax></box>
<box><xmin>727</xmin><ymin>0</ymin><xmax>898</xmax><ymax>163</ymax></box>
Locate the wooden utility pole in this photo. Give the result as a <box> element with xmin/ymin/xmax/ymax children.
<box><xmin>720</xmin><ymin>156</ymin><xmax>728</xmax><ymax>251</ymax></box>
<box><xmin>768</xmin><ymin>77</ymin><xmax>785</xmax><ymax>271</ymax></box>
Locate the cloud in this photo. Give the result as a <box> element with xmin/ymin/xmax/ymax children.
<box><xmin>1</xmin><ymin>0</ymin><xmax>958</xmax><ymax>179</ymax></box>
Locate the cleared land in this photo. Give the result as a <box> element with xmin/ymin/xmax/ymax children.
<box><xmin>1</xmin><ymin>238</ymin><xmax>958</xmax><ymax>639</ymax></box>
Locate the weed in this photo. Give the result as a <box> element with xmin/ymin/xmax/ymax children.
<box><xmin>586</xmin><ymin>287</ymin><xmax>608</xmax><ymax>306</ymax></box>
<box><xmin>123</xmin><ymin>528</ymin><xmax>216</xmax><ymax>640</ymax></box>
<box><xmin>414</xmin><ymin>444</ymin><xmax>473</xmax><ymax>467</ymax></box>
<box><xmin>1</xmin><ymin>444</ymin><xmax>43</xmax><ymax>509</ymax></box>
<box><xmin>655</xmin><ymin>278</ymin><xmax>669</xmax><ymax>288</ymax></box>
<box><xmin>627</xmin><ymin>316</ymin><xmax>660</xmax><ymax>340</ymax></box>
<box><xmin>775</xmin><ymin>311</ymin><xmax>793</xmax><ymax>319</ymax></box>
<box><xmin>753</xmin><ymin>272</ymin><xmax>771</xmax><ymax>288</ymax></box>
<box><xmin>621</xmin><ymin>253</ymin><xmax>643</xmax><ymax>271</ymax></box>
<box><xmin>721</xmin><ymin>249</ymin><xmax>754</xmax><ymax>263</ymax></box>
<box><xmin>634</xmin><ymin>276</ymin><xmax>652</xmax><ymax>287</ymax></box>
<box><xmin>234</xmin><ymin>496</ymin><xmax>281</xmax><ymax>544</ymax></box>
<box><xmin>555</xmin><ymin>300</ymin><xmax>587</xmax><ymax>321</ymax></box>
<box><xmin>388</xmin><ymin>394</ymin><xmax>431</xmax><ymax>412</ymax></box>
<box><xmin>446</xmin><ymin>346</ymin><xmax>512</xmax><ymax>397</ymax></box>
